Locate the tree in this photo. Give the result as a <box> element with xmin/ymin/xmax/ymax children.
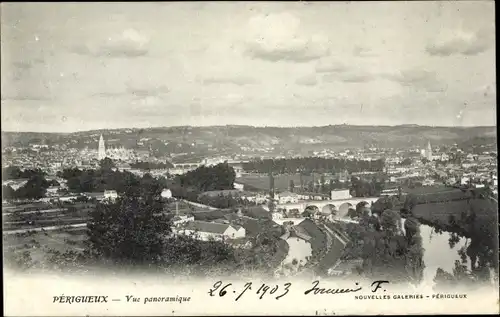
<box><xmin>2</xmin><ymin>185</ymin><xmax>16</xmax><ymax>200</ymax></box>
<box><xmin>87</xmin><ymin>196</ymin><xmax>170</xmax><ymax>265</ymax></box>
<box><xmin>404</xmin><ymin>217</ymin><xmax>420</xmax><ymax>241</ymax></box>
<box><xmin>320</xmin><ymin>175</ymin><xmax>326</xmax><ymax>194</ymax></box>
<box><xmin>99</xmin><ymin>157</ymin><xmax>115</xmax><ymax>171</ymax></box>
<box><xmin>380</xmin><ymin>209</ymin><xmax>400</xmax><ymax>234</ymax></box>
<box><xmin>289</xmin><ymin>180</ymin><xmax>295</xmax><ymax>193</ymax></box>
<box><xmin>16</xmin><ymin>174</ymin><xmax>50</xmax><ymax>199</ymax></box>
<box><xmin>307</xmin><ymin>181</ymin><xmax>314</xmax><ymax>192</ymax></box>
<box><xmin>399</xmin><ymin>158</ymin><xmax>413</xmax><ymax>166</ymax></box>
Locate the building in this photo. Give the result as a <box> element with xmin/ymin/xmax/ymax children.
<box><xmin>421</xmin><ymin>140</ymin><xmax>434</xmax><ymax>161</ymax></box>
<box><xmin>98</xmin><ymin>134</ymin><xmax>106</xmax><ymax>160</ymax></box>
<box><xmin>422</xmin><ymin>179</ymin><xmax>435</xmax><ymax>186</ymax></box>
<box><xmin>241</xmin><ymin>192</ymin><xmax>267</xmax><ymax>204</ymax></box>
<box><xmin>233</xmin><ymin>182</ymin><xmax>245</xmax><ymax>191</ymax></box>
<box><xmin>2</xmin><ymin>179</ymin><xmax>29</xmax><ymax>191</ymax></box>
<box><xmin>297</xmin><ymin>192</ymin><xmax>329</xmax><ymax>201</ymax></box>
<box><xmin>174</xmin><ymin>221</ymin><xmax>246</xmax><ymax>241</ymax></box>
<box><xmin>171</xmin><ymin>214</ymin><xmax>195</xmax><ymax>226</ymax></box>
<box><xmin>328</xmin><ymin>259</ymin><xmax>363</xmax><ymax>276</ymax></box>
<box><xmin>104</xmin><ymin>190</ymin><xmax>118</xmax><ymax>200</ymax></box>
<box><xmin>426</xmin><ymin>140</ymin><xmax>432</xmax><ymax>161</ymax></box>
<box><xmin>46</xmin><ymin>186</ymin><xmax>61</xmax><ymax>197</ymax></box>
<box><xmin>83</xmin><ymin>192</ymin><xmax>105</xmax><ymax>201</ymax></box>
<box><xmin>330</xmin><ymin>189</ymin><xmax>351</xmax><ymax>200</ymax></box>
<box><xmin>381</xmin><ymin>188</ymin><xmax>399</xmax><ymax>196</ymax></box>
<box><xmin>276</xmin><ymin>191</ymin><xmax>299</xmax><ymax>204</ymax></box>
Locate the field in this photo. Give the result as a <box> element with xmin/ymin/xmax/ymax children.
<box><xmin>3</xmin><ymin>228</ymin><xmax>88</xmax><ymax>264</ymax></box>
<box><xmin>411</xmin><ymin>198</ymin><xmax>497</xmax><ymax>231</ymax></box>
<box><xmin>3</xmin><ymin>202</ymin><xmax>92</xmax><ymax>266</ymax></box>
<box><xmin>236</xmin><ymin>173</ymin><xmax>315</xmax><ymax>192</ymax></box>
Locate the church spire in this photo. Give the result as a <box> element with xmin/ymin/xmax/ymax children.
<box><xmin>98</xmin><ymin>134</ymin><xmax>106</xmax><ymax>160</ymax></box>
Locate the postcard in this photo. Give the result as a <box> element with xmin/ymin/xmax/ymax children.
<box><xmin>2</xmin><ymin>1</ymin><xmax>498</xmax><ymax>316</ymax></box>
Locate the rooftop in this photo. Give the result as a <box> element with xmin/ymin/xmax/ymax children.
<box><xmin>183</xmin><ymin>220</ymin><xmax>239</xmax><ymax>234</ymax></box>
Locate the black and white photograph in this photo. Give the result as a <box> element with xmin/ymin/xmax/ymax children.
<box><xmin>2</xmin><ymin>1</ymin><xmax>498</xmax><ymax>315</ymax></box>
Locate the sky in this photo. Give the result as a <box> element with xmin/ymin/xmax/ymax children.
<box><xmin>0</xmin><ymin>2</ymin><xmax>496</xmax><ymax>132</ymax></box>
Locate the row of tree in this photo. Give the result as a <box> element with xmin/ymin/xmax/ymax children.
<box><xmin>340</xmin><ymin>206</ymin><xmax>424</xmax><ymax>285</ymax></box>
<box><xmin>242</xmin><ymin>157</ymin><xmax>385</xmax><ymax>174</ymax></box>
<box><xmin>57</xmin><ymin>166</ymin><xmax>169</xmax><ymax>196</ymax></box>
<box><xmin>197</xmin><ymin>194</ymin><xmax>258</xmax><ymax>209</ymax></box>
<box><xmin>2</xmin><ymin>166</ymin><xmax>46</xmax><ymax>180</ymax></box>
<box><xmin>129</xmin><ymin>160</ymin><xmax>174</xmax><ymax>170</ymax></box>
<box><xmin>175</xmin><ymin>163</ymin><xmax>236</xmax><ymax>192</ymax></box>
<box><xmin>2</xmin><ymin>174</ymin><xmax>52</xmax><ymax>200</ymax></box>
<box><xmin>350</xmin><ymin>176</ymin><xmax>386</xmax><ymax>197</ymax></box>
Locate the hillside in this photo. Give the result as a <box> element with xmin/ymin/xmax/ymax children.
<box><xmin>2</xmin><ymin>125</ymin><xmax>496</xmax><ymax>157</ymax></box>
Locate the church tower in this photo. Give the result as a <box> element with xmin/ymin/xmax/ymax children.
<box><xmin>98</xmin><ymin>134</ymin><xmax>106</xmax><ymax>160</ymax></box>
<box><xmin>426</xmin><ymin>140</ymin><xmax>432</xmax><ymax>161</ymax></box>
<box><xmin>269</xmin><ymin>169</ymin><xmax>275</xmax><ymax>199</ymax></box>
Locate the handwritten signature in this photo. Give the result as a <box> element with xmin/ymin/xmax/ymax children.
<box><xmin>208</xmin><ymin>280</ymin><xmax>389</xmax><ymax>301</ymax></box>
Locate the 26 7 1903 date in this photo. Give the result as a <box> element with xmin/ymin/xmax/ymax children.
<box><xmin>208</xmin><ymin>281</ymin><xmax>292</xmax><ymax>301</ymax></box>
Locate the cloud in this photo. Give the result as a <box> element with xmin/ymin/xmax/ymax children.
<box><xmin>201</xmin><ymin>76</ymin><xmax>258</xmax><ymax>86</ymax></box>
<box><xmin>353</xmin><ymin>45</ymin><xmax>374</xmax><ymax>57</ymax></box>
<box><xmin>315</xmin><ymin>60</ymin><xmax>349</xmax><ymax>73</ymax></box>
<box><xmin>95</xmin><ymin>84</ymin><xmax>170</xmax><ymax>99</ymax></box>
<box><xmin>127</xmin><ymin>84</ymin><xmax>170</xmax><ymax>98</ymax></box>
<box><xmin>12</xmin><ymin>58</ymin><xmax>45</xmax><ymax>70</ymax></box>
<box><xmin>425</xmin><ymin>27</ymin><xmax>493</xmax><ymax>56</ymax></box>
<box><xmin>0</xmin><ymin>94</ymin><xmax>51</xmax><ymax>102</ymax></box>
<box><xmin>385</xmin><ymin>69</ymin><xmax>447</xmax><ymax>92</ymax></box>
<box><xmin>295</xmin><ymin>75</ymin><xmax>318</xmax><ymax>86</ymax></box>
<box><xmin>73</xmin><ymin>29</ymin><xmax>150</xmax><ymax>58</ymax></box>
<box><xmin>321</xmin><ymin>68</ymin><xmax>376</xmax><ymax>84</ymax></box>
<box><xmin>244</xmin><ymin>12</ymin><xmax>330</xmax><ymax>62</ymax></box>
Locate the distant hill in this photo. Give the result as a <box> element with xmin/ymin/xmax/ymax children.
<box><xmin>1</xmin><ymin>125</ymin><xmax>496</xmax><ymax>155</ymax></box>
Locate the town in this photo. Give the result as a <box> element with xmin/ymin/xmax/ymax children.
<box><xmin>2</xmin><ymin>129</ymin><xmax>498</xmax><ymax>283</ymax></box>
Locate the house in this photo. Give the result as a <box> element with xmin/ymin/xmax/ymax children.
<box><xmin>104</xmin><ymin>190</ymin><xmax>118</xmax><ymax>200</ymax></box>
<box><xmin>2</xmin><ymin>179</ymin><xmax>29</xmax><ymax>191</ymax></box>
<box><xmin>328</xmin><ymin>259</ymin><xmax>363</xmax><ymax>276</ymax></box>
<box><xmin>297</xmin><ymin>192</ymin><xmax>328</xmax><ymax>201</ymax></box>
<box><xmin>422</xmin><ymin>179</ymin><xmax>435</xmax><ymax>186</ymax></box>
<box><xmin>330</xmin><ymin>189</ymin><xmax>351</xmax><ymax>200</ymax></box>
<box><xmin>272</xmin><ymin>211</ymin><xmax>284</xmax><ymax>221</ymax></box>
<box><xmin>233</xmin><ymin>182</ymin><xmax>245</xmax><ymax>191</ymax></box>
<box><xmin>245</xmin><ymin>206</ymin><xmax>271</xmax><ymax>219</ymax></box>
<box><xmin>58</xmin><ymin>195</ymin><xmax>78</xmax><ymax>202</ymax></box>
<box><xmin>273</xmin><ymin>217</ymin><xmax>306</xmax><ymax>226</ymax></box>
<box><xmin>46</xmin><ymin>186</ymin><xmax>61</xmax><ymax>196</ymax></box>
<box><xmin>381</xmin><ymin>188</ymin><xmax>399</xmax><ymax>197</ymax></box>
<box><xmin>460</xmin><ymin>177</ymin><xmax>471</xmax><ymax>185</ymax></box>
<box><xmin>276</xmin><ymin>191</ymin><xmax>299</xmax><ymax>204</ymax></box>
<box><xmin>241</xmin><ymin>193</ymin><xmax>267</xmax><ymax>204</ymax></box>
<box><xmin>171</xmin><ymin>213</ymin><xmax>195</xmax><ymax>226</ymax></box>
<box><xmin>198</xmin><ymin>189</ymin><xmax>241</xmax><ymax>198</ymax></box>
<box><xmin>83</xmin><ymin>192</ymin><xmax>105</xmax><ymax>201</ymax></box>
<box><xmin>175</xmin><ymin>221</ymin><xmax>246</xmax><ymax>241</ymax></box>
<box><xmin>280</xmin><ymin>226</ymin><xmax>312</xmax><ymax>242</ymax></box>
<box><xmin>161</xmin><ymin>188</ymin><xmax>172</xmax><ymax>199</ymax></box>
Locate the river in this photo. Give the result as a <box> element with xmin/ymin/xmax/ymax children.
<box><xmin>282</xmin><ymin>237</ymin><xmax>312</xmax><ymax>267</ymax></box>
<box><xmin>401</xmin><ymin>219</ymin><xmax>467</xmax><ymax>287</ymax></box>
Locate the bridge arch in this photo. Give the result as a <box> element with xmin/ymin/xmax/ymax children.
<box><xmin>302</xmin><ymin>205</ymin><xmax>320</xmax><ymax>218</ymax></box>
<box><xmin>321</xmin><ymin>204</ymin><xmax>337</xmax><ymax>216</ymax></box>
<box><xmin>338</xmin><ymin>202</ymin><xmax>354</xmax><ymax>218</ymax></box>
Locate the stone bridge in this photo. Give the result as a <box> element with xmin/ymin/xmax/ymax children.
<box><xmin>276</xmin><ymin>197</ymin><xmax>380</xmax><ymax>217</ymax></box>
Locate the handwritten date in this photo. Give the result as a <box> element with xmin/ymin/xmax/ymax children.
<box><xmin>208</xmin><ymin>281</ymin><xmax>291</xmax><ymax>301</ymax></box>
